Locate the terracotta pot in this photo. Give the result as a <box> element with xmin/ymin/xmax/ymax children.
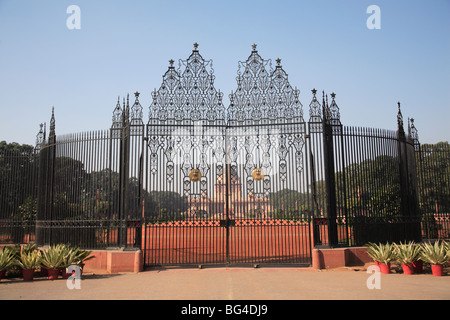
<box><xmin>412</xmin><ymin>260</ymin><xmax>423</xmax><ymax>274</ymax></box>
<box><xmin>60</xmin><ymin>267</ymin><xmax>70</xmax><ymax>279</ymax></box>
<box><xmin>431</xmin><ymin>264</ymin><xmax>443</xmax><ymax>277</ymax></box>
<box><xmin>22</xmin><ymin>269</ymin><xmax>35</xmax><ymax>281</ymax></box>
<box><xmin>47</xmin><ymin>268</ymin><xmax>60</xmax><ymax>280</ymax></box>
<box><xmin>379</xmin><ymin>263</ymin><xmax>391</xmax><ymax>274</ymax></box>
<box><xmin>40</xmin><ymin>266</ymin><xmax>48</xmax><ymax>276</ymax></box>
<box><xmin>401</xmin><ymin>263</ymin><xmax>414</xmax><ymax>275</ymax></box>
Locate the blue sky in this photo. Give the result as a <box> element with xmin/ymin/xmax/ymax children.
<box><xmin>0</xmin><ymin>0</ymin><xmax>449</xmax><ymax>145</ymax></box>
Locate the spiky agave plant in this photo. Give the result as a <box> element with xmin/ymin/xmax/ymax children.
<box><xmin>0</xmin><ymin>247</ymin><xmax>15</xmax><ymax>271</ymax></box>
<box><xmin>445</xmin><ymin>241</ymin><xmax>450</xmax><ymax>258</ymax></box>
<box><xmin>393</xmin><ymin>241</ymin><xmax>422</xmax><ymax>265</ymax></box>
<box><xmin>420</xmin><ymin>241</ymin><xmax>449</xmax><ymax>266</ymax></box>
<box><xmin>40</xmin><ymin>245</ymin><xmax>65</xmax><ymax>269</ymax></box>
<box><xmin>60</xmin><ymin>244</ymin><xmax>78</xmax><ymax>268</ymax></box>
<box><xmin>15</xmin><ymin>250</ymin><xmax>41</xmax><ymax>270</ymax></box>
<box><xmin>366</xmin><ymin>242</ymin><xmax>395</xmax><ymax>264</ymax></box>
<box><xmin>71</xmin><ymin>247</ymin><xmax>94</xmax><ymax>265</ymax></box>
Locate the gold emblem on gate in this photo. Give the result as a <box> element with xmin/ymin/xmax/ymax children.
<box><xmin>252</xmin><ymin>168</ymin><xmax>264</xmax><ymax>181</ymax></box>
<box><xmin>189</xmin><ymin>169</ymin><xmax>202</xmax><ymax>182</ymax></box>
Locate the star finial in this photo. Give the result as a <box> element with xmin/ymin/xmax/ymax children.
<box><xmin>193</xmin><ymin>42</ymin><xmax>199</xmax><ymax>50</ymax></box>
<box><xmin>276</xmin><ymin>58</ymin><xmax>282</xmax><ymax>66</ymax></box>
<box><xmin>169</xmin><ymin>59</ymin><xmax>174</xmax><ymax>67</ymax></box>
<box><xmin>252</xmin><ymin>43</ymin><xmax>257</xmax><ymax>51</ymax></box>
<box><xmin>134</xmin><ymin>91</ymin><xmax>140</xmax><ymax>98</ymax></box>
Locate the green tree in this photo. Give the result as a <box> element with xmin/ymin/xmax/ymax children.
<box><xmin>269</xmin><ymin>189</ymin><xmax>309</xmax><ymax>219</ymax></box>
<box><xmin>146</xmin><ymin>191</ymin><xmax>188</xmax><ymax>220</ymax></box>
<box><xmin>417</xmin><ymin>142</ymin><xmax>450</xmax><ymax>214</ymax></box>
<box><xmin>0</xmin><ymin>141</ymin><xmax>38</xmax><ymax>220</ymax></box>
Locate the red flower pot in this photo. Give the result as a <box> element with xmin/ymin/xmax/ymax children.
<box><xmin>48</xmin><ymin>268</ymin><xmax>60</xmax><ymax>280</ymax></box>
<box><xmin>22</xmin><ymin>269</ymin><xmax>35</xmax><ymax>281</ymax></box>
<box><xmin>40</xmin><ymin>267</ymin><xmax>48</xmax><ymax>277</ymax></box>
<box><xmin>431</xmin><ymin>265</ymin><xmax>443</xmax><ymax>277</ymax></box>
<box><xmin>60</xmin><ymin>267</ymin><xmax>70</xmax><ymax>279</ymax></box>
<box><xmin>379</xmin><ymin>263</ymin><xmax>391</xmax><ymax>274</ymax></box>
<box><xmin>401</xmin><ymin>263</ymin><xmax>414</xmax><ymax>275</ymax></box>
<box><xmin>412</xmin><ymin>260</ymin><xmax>423</xmax><ymax>274</ymax></box>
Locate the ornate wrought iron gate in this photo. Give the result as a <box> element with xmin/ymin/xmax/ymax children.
<box><xmin>142</xmin><ymin>44</ymin><xmax>312</xmax><ymax>266</ymax></box>
<box><xmin>31</xmin><ymin>44</ymin><xmax>423</xmax><ymax>265</ymax></box>
<box><xmin>19</xmin><ymin>42</ymin><xmax>424</xmax><ymax>265</ymax></box>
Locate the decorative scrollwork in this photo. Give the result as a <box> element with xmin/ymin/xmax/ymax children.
<box><xmin>328</xmin><ymin>92</ymin><xmax>341</xmax><ymax>125</ymax></box>
<box><xmin>130</xmin><ymin>92</ymin><xmax>143</xmax><ymax>124</ymax></box>
<box><xmin>49</xmin><ymin>107</ymin><xmax>56</xmax><ymax>142</ymax></box>
<box><xmin>112</xmin><ymin>97</ymin><xmax>122</xmax><ymax>129</ymax></box>
<box><xmin>397</xmin><ymin>102</ymin><xmax>404</xmax><ymax>134</ymax></box>
<box><xmin>228</xmin><ymin>44</ymin><xmax>303</xmax><ymax>125</ymax></box>
<box><xmin>308</xmin><ymin>88</ymin><xmax>322</xmax><ymax>123</ymax></box>
<box><xmin>149</xmin><ymin>43</ymin><xmax>225</xmax><ymax>125</ymax></box>
<box><xmin>35</xmin><ymin>123</ymin><xmax>45</xmax><ymax>149</ymax></box>
<box><xmin>408</xmin><ymin>118</ymin><xmax>420</xmax><ymax>150</ymax></box>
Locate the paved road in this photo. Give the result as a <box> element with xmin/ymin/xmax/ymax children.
<box><xmin>1</xmin><ymin>266</ymin><xmax>450</xmax><ymax>301</ymax></box>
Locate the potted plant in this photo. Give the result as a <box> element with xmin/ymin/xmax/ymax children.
<box><xmin>420</xmin><ymin>241</ymin><xmax>449</xmax><ymax>276</ymax></box>
<box><xmin>60</xmin><ymin>245</ymin><xmax>77</xmax><ymax>279</ymax></box>
<box><xmin>0</xmin><ymin>247</ymin><xmax>15</xmax><ymax>281</ymax></box>
<box><xmin>394</xmin><ymin>241</ymin><xmax>422</xmax><ymax>275</ymax></box>
<box><xmin>72</xmin><ymin>247</ymin><xmax>94</xmax><ymax>275</ymax></box>
<box><xmin>15</xmin><ymin>250</ymin><xmax>41</xmax><ymax>281</ymax></box>
<box><xmin>446</xmin><ymin>241</ymin><xmax>450</xmax><ymax>265</ymax></box>
<box><xmin>41</xmin><ymin>245</ymin><xmax>65</xmax><ymax>280</ymax></box>
<box><xmin>366</xmin><ymin>242</ymin><xmax>395</xmax><ymax>274</ymax></box>
<box><xmin>366</xmin><ymin>242</ymin><xmax>379</xmax><ymax>266</ymax></box>
<box><xmin>21</xmin><ymin>243</ymin><xmax>38</xmax><ymax>255</ymax></box>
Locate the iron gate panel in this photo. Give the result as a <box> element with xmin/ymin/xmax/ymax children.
<box><xmin>142</xmin><ymin>44</ymin><xmax>312</xmax><ymax>266</ymax></box>
<box><xmin>143</xmin><ymin>45</ymin><xmax>229</xmax><ymax>265</ymax></box>
<box><xmin>225</xmin><ymin>123</ymin><xmax>311</xmax><ymax>264</ymax></box>
<box><xmin>225</xmin><ymin>47</ymin><xmax>311</xmax><ymax>264</ymax></box>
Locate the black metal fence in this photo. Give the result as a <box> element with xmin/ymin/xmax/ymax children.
<box><xmin>0</xmin><ymin>45</ymin><xmax>448</xmax><ymax>265</ymax></box>
<box><xmin>0</xmin><ymin>143</ymin><xmax>39</xmax><ymax>244</ymax></box>
<box><xmin>309</xmin><ymin>101</ymin><xmax>422</xmax><ymax>248</ymax></box>
<box><xmin>35</xmin><ymin>110</ymin><xmax>142</xmax><ymax>249</ymax></box>
<box><xmin>415</xmin><ymin>139</ymin><xmax>450</xmax><ymax>240</ymax></box>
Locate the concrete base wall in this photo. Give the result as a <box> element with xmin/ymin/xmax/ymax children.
<box><xmin>312</xmin><ymin>247</ymin><xmax>371</xmax><ymax>269</ymax></box>
<box><xmin>83</xmin><ymin>250</ymin><xmax>143</xmax><ymax>274</ymax></box>
<box><xmin>2</xmin><ymin>244</ymin><xmax>370</xmax><ymax>272</ymax></box>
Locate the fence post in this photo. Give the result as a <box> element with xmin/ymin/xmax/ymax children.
<box><xmin>397</xmin><ymin>103</ymin><xmax>421</xmax><ymax>242</ymax></box>
<box><xmin>322</xmin><ymin>94</ymin><xmax>339</xmax><ymax>247</ymax></box>
<box><xmin>36</xmin><ymin>108</ymin><xmax>56</xmax><ymax>246</ymax></box>
<box><xmin>118</xmin><ymin>97</ymin><xmax>131</xmax><ymax>248</ymax></box>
